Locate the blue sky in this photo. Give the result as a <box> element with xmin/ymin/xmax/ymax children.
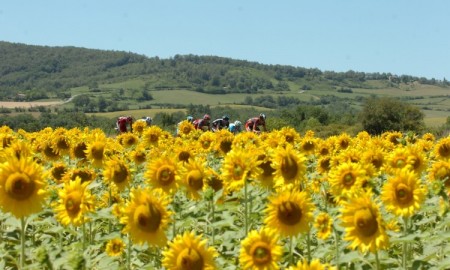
<box><xmin>1</xmin><ymin>0</ymin><xmax>449</xmax><ymax>79</ymax></box>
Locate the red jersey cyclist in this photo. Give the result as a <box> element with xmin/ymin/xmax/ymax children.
<box><xmin>245</xmin><ymin>113</ymin><xmax>267</xmax><ymax>133</ymax></box>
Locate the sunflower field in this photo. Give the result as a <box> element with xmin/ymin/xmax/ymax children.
<box><xmin>1</xmin><ymin>121</ymin><xmax>450</xmax><ymax>270</ymax></box>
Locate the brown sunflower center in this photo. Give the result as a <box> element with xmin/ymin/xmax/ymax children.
<box><xmin>281</xmin><ymin>154</ymin><xmax>298</xmax><ymax>181</ymax></box>
<box><xmin>44</xmin><ymin>144</ymin><xmax>59</xmax><ymax>158</ymax></box>
<box><xmin>395</xmin><ymin>158</ymin><xmax>406</xmax><ymax>168</ymax></box>
<box><xmin>56</xmin><ymin>137</ymin><xmax>70</xmax><ymax>150</ymax></box>
<box><xmin>132</xmin><ymin>153</ymin><xmax>145</xmax><ymax>164</ymax></box>
<box><xmin>202</xmin><ymin>140</ymin><xmax>211</xmax><ymax>149</ymax></box>
<box><xmin>277</xmin><ymin>201</ymin><xmax>302</xmax><ymax>225</ymax></box>
<box><xmin>177</xmin><ymin>248</ymin><xmax>204</xmax><ymax>270</ymax></box>
<box><xmin>182</xmin><ymin>125</ymin><xmax>192</xmax><ymax>135</ymax></box>
<box><xmin>178</xmin><ymin>151</ymin><xmax>191</xmax><ymax>162</ymax></box>
<box><xmin>73</xmin><ymin>142</ymin><xmax>87</xmax><ymax>159</ymax></box>
<box><xmin>91</xmin><ymin>144</ymin><xmax>104</xmax><ymax>160</ymax></box>
<box><xmin>220</xmin><ymin>139</ymin><xmax>232</xmax><ymax>154</ymax></box>
<box><xmin>52</xmin><ymin>166</ymin><xmax>67</xmax><ymax>181</ymax></box>
<box><xmin>148</xmin><ymin>134</ymin><xmax>159</xmax><ymax>143</ymax></box>
<box><xmin>134</xmin><ymin>203</ymin><xmax>162</xmax><ymax>232</ymax></box>
<box><xmin>233</xmin><ymin>164</ymin><xmax>244</xmax><ymax>179</ymax></box>
<box><xmin>302</xmin><ymin>141</ymin><xmax>314</xmax><ymax>151</ymax></box>
<box><xmin>354</xmin><ymin>208</ymin><xmax>378</xmax><ymax>237</ymax></box>
<box><xmin>436</xmin><ymin>167</ymin><xmax>450</xmax><ymax>187</ymax></box>
<box><xmin>187</xmin><ymin>170</ymin><xmax>204</xmax><ymax>191</ymax></box>
<box><xmin>112</xmin><ymin>242</ymin><xmax>122</xmax><ymax>253</ymax></box>
<box><xmin>156</xmin><ymin>165</ymin><xmax>175</xmax><ymax>186</ymax></box>
<box><xmin>343</xmin><ymin>173</ymin><xmax>355</xmax><ymax>187</ymax></box>
<box><xmin>319</xmin><ymin>158</ymin><xmax>331</xmax><ymax>172</ymax></box>
<box><xmin>439</xmin><ymin>143</ymin><xmax>450</xmax><ymax>158</ymax></box>
<box><xmin>208</xmin><ymin>176</ymin><xmax>223</xmax><ymax>192</ymax></box>
<box><xmin>260</xmin><ymin>161</ymin><xmax>276</xmax><ymax>177</ymax></box>
<box><xmin>395</xmin><ymin>183</ymin><xmax>413</xmax><ymax>204</ymax></box>
<box><xmin>5</xmin><ymin>173</ymin><xmax>35</xmax><ymax>200</ymax></box>
<box><xmin>371</xmin><ymin>156</ymin><xmax>383</xmax><ymax>169</ymax></box>
<box><xmin>112</xmin><ymin>164</ymin><xmax>129</xmax><ymax>184</ymax></box>
<box><xmin>250</xmin><ymin>242</ymin><xmax>272</xmax><ymax>266</ymax></box>
<box><xmin>65</xmin><ymin>192</ymin><xmax>82</xmax><ymax>216</ymax></box>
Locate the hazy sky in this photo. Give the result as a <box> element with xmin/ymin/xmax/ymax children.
<box><xmin>1</xmin><ymin>0</ymin><xmax>449</xmax><ymax>79</ymax></box>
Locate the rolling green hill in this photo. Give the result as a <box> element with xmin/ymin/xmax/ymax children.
<box><xmin>1</xmin><ymin>41</ymin><xmax>449</xmax><ymax>132</ymax></box>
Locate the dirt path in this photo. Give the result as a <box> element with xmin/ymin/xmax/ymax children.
<box><xmin>0</xmin><ymin>95</ymin><xmax>78</xmax><ymax>108</ymax></box>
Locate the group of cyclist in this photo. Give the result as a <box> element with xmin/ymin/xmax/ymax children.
<box><xmin>186</xmin><ymin>113</ymin><xmax>267</xmax><ymax>134</ymax></box>
<box><xmin>116</xmin><ymin>113</ymin><xmax>267</xmax><ymax>135</ymax></box>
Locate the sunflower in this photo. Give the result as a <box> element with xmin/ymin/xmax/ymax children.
<box><xmin>180</xmin><ymin>158</ymin><xmax>210</xmax><ymax>200</ymax></box>
<box><xmin>117</xmin><ymin>132</ymin><xmax>139</xmax><ymax>148</ymax></box>
<box><xmin>206</xmin><ymin>170</ymin><xmax>224</xmax><ymax>193</ymax></box>
<box><xmin>335</xmin><ymin>133</ymin><xmax>352</xmax><ymax>151</ymax></box>
<box><xmin>63</xmin><ymin>167</ymin><xmax>96</xmax><ymax>183</ymax></box>
<box><xmin>214</xmin><ymin>129</ymin><xmax>234</xmax><ymax>155</ymax></box>
<box><xmin>264</xmin><ymin>190</ymin><xmax>315</xmax><ymax>237</ymax></box>
<box><xmin>142</xmin><ymin>126</ymin><xmax>164</xmax><ymax>147</ymax></box>
<box><xmin>316</xmin><ymin>156</ymin><xmax>332</xmax><ymax>175</ymax></box>
<box><xmin>173</xmin><ymin>140</ymin><xmax>197</xmax><ymax>163</ymax></box>
<box><xmin>428</xmin><ymin>160</ymin><xmax>450</xmax><ymax>190</ymax></box>
<box><xmin>0</xmin><ymin>156</ymin><xmax>48</xmax><ymax>218</ymax></box>
<box><xmin>383</xmin><ymin>131</ymin><xmax>403</xmax><ymax>146</ymax></box>
<box><xmin>278</xmin><ymin>127</ymin><xmax>301</xmax><ymax>145</ymax></box>
<box><xmin>271</xmin><ymin>144</ymin><xmax>307</xmax><ymax>190</ymax></box>
<box><xmin>198</xmin><ymin>132</ymin><xmax>215</xmax><ymax>151</ymax></box>
<box><xmin>220</xmin><ymin>149</ymin><xmax>261</xmax><ymax>194</ymax></box>
<box><xmin>162</xmin><ymin>231</ymin><xmax>218</xmax><ymax>270</ymax></box>
<box><xmin>361</xmin><ymin>146</ymin><xmax>385</xmax><ymax>173</ymax></box>
<box><xmin>51</xmin><ymin>128</ymin><xmax>71</xmax><ymax>156</ymax></box>
<box><xmin>434</xmin><ymin>137</ymin><xmax>450</xmax><ymax>160</ymax></box>
<box><xmin>103</xmin><ymin>156</ymin><xmax>133</xmax><ymax>191</ymax></box>
<box><xmin>288</xmin><ymin>258</ymin><xmax>336</xmax><ymax>270</ymax></box>
<box><xmin>327</xmin><ymin>162</ymin><xmax>367</xmax><ymax>203</ymax></box>
<box><xmin>120</xmin><ymin>187</ymin><xmax>172</xmax><ymax>247</ymax></box>
<box><xmin>340</xmin><ymin>191</ymin><xmax>389</xmax><ymax>253</ymax></box>
<box><xmin>239</xmin><ymin>227</ymin><xmax>283</xmax><ymax>270</ymax></box>
<box><xmin>145</xmin><ymin>155</ymin><xmax>181</xmax><ymax>194</ymax></box>
<box><xmin>1</xmin><ymin>140</ymin><xmax>33</xmax><ymax>162</ymax></box>
<box><xmin>132</xmin><ymin>120</ymin><xmax>148</xmax><ymax>135</ymax></box>
<box><xmin>71</xmin><ymin>139</ymin><xmax>88</xmax><ymax>160</ymax></box>
<box><xmin>314</xmin><ymin>212</ymin><xmax>333</xmax><ymax>240</ymax></box>
<box><xmin>50</xmin><ymin>162</ymin><xmax>68</xmax><ymax>183</ymax></box>
<box><xmin>232</xmin><ymin>131</ymin><xmax>262</xmax><ymax>151</ymax></box>
<box><xmin>178</xmin><ymin>120</ymin><xmax>196</xmax><ymax>137</ymax></box>
<box><xmin>128</xmin><ymin>145</ymin><xmax>148</xmax><ymax>165</ymax></box>
<box><xmin>105</xmin><ymin>238</ymin><xmax>126</xmax><ymax>257</ymax></box>
<box><xmin>256</xmin><ymin>153</ymin><xmax>276</xmax><ymax>189</ymax></box>
<box><xmin>405</xmin><ymin>145</ymin><xmax>428</xmax><ymax>174</ymax></box>
<box><xmin>40</xmin><ymin>139</ymin><xmax>61</xmax><ymax>161</ymax></box>
<box><xmin>85</xmin><ymin>140</ymin><xmax>107</xmax><ymax>168</ymax></box>
<box><xmin>381</xmin><ymin>169</ymin><xmax>427</xmax><ymax>218</ymax></box>
<box><xmin>53</xmin><ymin>176</ymin><xmax>95</xmax><ymax>227</ymax></box>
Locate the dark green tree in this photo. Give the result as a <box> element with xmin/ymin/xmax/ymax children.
<box><xmin>361</xmin><ymin>97</ymin><xmax>424</xmax><ymax>135</ymax></box>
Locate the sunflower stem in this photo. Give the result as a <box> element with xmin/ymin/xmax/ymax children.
<box><xmin>211</xmin><ymin>194</ymin><xmax>215</xmax><ymax>244</ymax></box>
<box><xmin>289</xmin><ymin>236</ymin><xmax>294</xmax><ymax>265</ymax></box>
<box><xmin>82</xmin><ymin>221</ymin><xmax>86</xmax><ymax>251</ymax></box>
<box><xmin>306</xmin><ymin>229</ymin><xmax>311</xmax><ymax>263</ymax></box>
<box><xmin>108</xmin><ymin>185</ymin><xmax>112</xmax><ymax>234</ymax></box>
<box><xmin>375</xmin><ymin>250</ymin><xmax>381</xmax><ymax>270</ymax></box>
<box><xmin>20</xmin><ymin>216</ymin><xmax>27</xmax><ymax>269</ymax></box>
<box><xmin>402</xmin><ymin>216</ymin><xmax>409</xmax><ymax>269</ymax></box>
<box><xmin>333</xmin><ymin>226</ymin><xmax>340</xmax><ymax>268</ymax></box>
<box><xmin>244</xmin><ymin>178</ymin><xmax>248</xmax><ymax>236</ymax></box>
<box><xmin>127</xmin><ymin>234</ymin><xmax>132</xmax><ymax>270</ymax></box>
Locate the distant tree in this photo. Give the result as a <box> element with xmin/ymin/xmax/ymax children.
<box><xmin>98</xmin><ymin>97</ymin><xmax>108</xmax><ymax>112</ymax></box>
<box><xmin>361</xmin><ymin>97</ymin><xmax>425</xmax><ymax>135</ymax></box>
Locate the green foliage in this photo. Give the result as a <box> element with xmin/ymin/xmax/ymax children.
<box><xmin>361</xmin><ymin>97</ymin><xmax>425</xmax><ymax>135</ymax></box>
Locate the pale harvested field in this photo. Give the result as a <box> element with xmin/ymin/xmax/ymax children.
<box><xmin>0</xmin><ymin>101</ymin><xmax>63</xmax><ymax>108</ymax></box>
